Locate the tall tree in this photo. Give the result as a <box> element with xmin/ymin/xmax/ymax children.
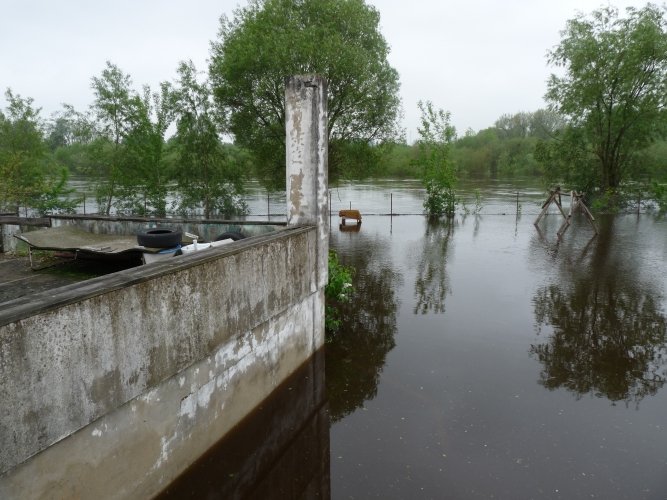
<box><xmin>0</xmin><ymin>89</ymin><xmax>75</xmax><ymax>215</ymax></box>
<box><xmin>91</xmin><ymin>62</ymin><xmax>176</xmax><ymax>215</ymax></box>
<box><xmin>209</xmin><ymin>0</ymin><xmax>402</xmax><ymax>189</ymax></box>
<box><xmin>172</xmin><ymin>61</ymin><xmax>246</xmax><ymax>218</ymax></box>
<box><xmin>0</xmin><ymin>89</ymin><xmax>46</xmax><ymax>213</ymax></box>
<box><xmin>120</xmin><ymin>82</ymin><xmax>177</xmax><ymax>216</ymax></box>
<box><xmin>91</xmin><ymin>62</ymin><xmax>142</xmax><ymax>214</ymax></box>
<box><xmin>546</xmin><ymin>4</ymin><xmax>667</xmax><ymax>193</ymax></box>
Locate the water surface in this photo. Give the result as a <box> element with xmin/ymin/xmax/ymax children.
<box><xmin>327</xmin><ymin>187</ymin><xmax>667</xmax><ymax>499</ymax></box>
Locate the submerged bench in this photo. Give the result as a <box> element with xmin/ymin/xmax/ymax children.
<box><xmin>338</xmin><ymin>209</ymin><xmax>362</xmax><ymax>224</ymax></box>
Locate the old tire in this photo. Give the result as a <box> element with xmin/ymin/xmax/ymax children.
<box><xmin>137</xmin><ymin>228</ymin><xmax>182</xmax><ymax>248</ymax></box>
<box><xmin>214</xmin><ymin>231</ymin><xmax>246</xmax><ymax>242</ymax></box>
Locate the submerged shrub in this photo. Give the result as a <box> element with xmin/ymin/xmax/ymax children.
<box><xmin>325</xmin><ymin>250</ymin><xmax>354</xmax><ymax>333</ymax></box>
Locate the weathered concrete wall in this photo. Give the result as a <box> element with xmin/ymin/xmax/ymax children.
<box><xmin>0</xmin><ymin>226</ymin><xmax>324</xmax><ymax>498</ymax></box>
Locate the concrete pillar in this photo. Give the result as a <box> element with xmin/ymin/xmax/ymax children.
<box><xmin>285</xmin><ymin>75</ymin><xmax>329</xmax><ymax>290</ymax></box>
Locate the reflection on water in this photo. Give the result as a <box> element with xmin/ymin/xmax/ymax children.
<box><xmin>155</xmin><ymin>181</ymin><xmax>667</xmax><ymax>499</ymax></box>
<box><xmin>325</xmin><ymin>228</ymin><xmax>402</xmax><ymax>422</ymax></box>
<box><xmin>328</xmin><ymin>197</ymin><xmax>667</xmax><ymax>499</ymax></box>
<box><xmin>414</xmin><ymin>219</ymin><xmax>454</xmax><ymax>314</ymax></box>
<box><xmin>531</xmin><ymin>215</ymin><xmax>667</xmax><ymax>405</ymax></box>
<box><xmin>157</xmin><ymin>350</ymin><xmax>329</xmax><ymax>499</ymax></box>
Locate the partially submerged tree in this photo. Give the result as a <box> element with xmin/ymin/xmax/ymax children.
<box><xmin>172</xmin><ymin>61</ymin><xmax>246</xmax><ymax>218</ymax></box>
<box><xmin>91</xmin><ymin>62</ymin><xmax>142</xmax><ymax>214</ymax></box>
<box><xmin>209</xmin><ymin>0</ymin><xmax>402</xmax><ymax>189</ymax></box>
<box><xmin>415</xmin><ymin>101</ymin><xmax>457</xmax><ymax>218</ymax></box>
<box><xmin>120</xmin><ymin>82</ymin><xmax>177</xmax><ymax>216</ymax></box>
<box><xmin>0</xmin><ymin>89</ymin><xmax>75</xmax><ymax>215</ymax></box>
<box><xmin>91</xmin><ymin>62</ymin><xmax>177</xmax><ymax>215</ymax></box>
<box><xmin>545</xmin><ymin>4</ymin><xmax>667</xmax><ymax>194</ymax></box>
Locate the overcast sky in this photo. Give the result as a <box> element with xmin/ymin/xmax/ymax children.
<box><xmin>0</xmin><ymin>0</ymin><xmax>650</xmax><ymax>140</ymax></box>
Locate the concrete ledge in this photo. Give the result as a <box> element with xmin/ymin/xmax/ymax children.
<box><xmin>0</xmin><ymin>226</ymin><xmax>310</xmax><ymax>326</ymax></box>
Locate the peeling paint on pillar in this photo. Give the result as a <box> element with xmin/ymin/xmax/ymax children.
<box><xmin>285</xmin><ymin>75</ymin><xmax>329</xmax><ymax>293</ymax></box>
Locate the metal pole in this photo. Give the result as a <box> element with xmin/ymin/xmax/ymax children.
<box><xmin>391</xmin><ymin>193</ymin><xmax>393</xmax><ymax>215</ymax></box>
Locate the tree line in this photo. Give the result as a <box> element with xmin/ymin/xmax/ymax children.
<box><xmin>2</xmin><ymin>1</ymin><xmax>667</xmax><ymax>218</ymax></box>
<box><xmin>1</xmin><ymin>60</ymin><xmax>250</xmax><ymax>218</ymax></box>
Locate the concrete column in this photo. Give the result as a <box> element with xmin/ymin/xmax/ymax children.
<box><xmin>285</xmin><ymin>75</ymin><xmax>329</xmax><ymax>290</ymax></box>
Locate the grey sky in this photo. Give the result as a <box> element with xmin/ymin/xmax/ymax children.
<box><xmin>1</xmin><ymin>0</ymin><xmax>649</xmax><ymax>140</ymax></box>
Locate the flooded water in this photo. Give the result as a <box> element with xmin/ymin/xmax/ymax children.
<box><xmin>154</xmin><ymin>180</ymin><xmax>666</xmax><ymax>499</ymax></box>
<box><xmin>327</xmin><ymin>183</ymin><xmax>667</xmax><ymax>499</ymax></box>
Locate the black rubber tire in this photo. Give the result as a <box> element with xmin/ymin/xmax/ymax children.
<box><xmin>214</xmin><ymin>231</ymin><xmax>246</xmax><ymax>242</ymax></box>
<box><xmin>137</xmin><ymin>228</ymin><xmax>182</xmax><ymax>248</ymax></box>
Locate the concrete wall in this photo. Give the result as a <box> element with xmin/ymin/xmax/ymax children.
<box><xmin>0</xmin><ymin>75</ymin><xmax>329</xmax><ymax>499</ymax></box>
<box><xmin>0</xmin><ymin>226</ymin><xmax>324</xmax><ymax>498</ymax></box>
<box><xmin>158</xmin><ymin>348</ymin><xmax>329</xmax><ymax>499</ymax></box>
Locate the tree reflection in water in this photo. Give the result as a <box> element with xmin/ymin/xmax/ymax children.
<box><xmin>414</xmin><ymin>218</ymin><xmax>455</xmax><ymax>314</ymax></box>
<box><xmin>326</xmin><ymin>236</ymin><xmax>402</xmax><ymax>423</ymax></box>
<box><xmin>531</xmin><ymin>216</ymin><xmax>667</xmax><ymax>405</ymax></box>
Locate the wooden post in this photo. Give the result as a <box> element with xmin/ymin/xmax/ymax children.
<box><xmin>534</xmin><ymin>191</ymin><xmax>556</xmax><ymax>225</ymax></box>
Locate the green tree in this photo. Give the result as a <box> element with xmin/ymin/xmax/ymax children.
<box><xmin>91</xmin><ymin>62</ymin><xmax>176</xmax><ymax>216</ymax></box>
<box><xmin>91</xmin><ymin>62</ymin><xmax>142</xmax><ymax>214</ymax></box>
<box><xmin>452</xmin><ymin>127</ymin><xmax>500</xmax><ymax>178</ymax></box>
<box><xmin>48</xmin><ymin>105</ymin><xmax>100</xmax><ymax>178</ymax></box>
<box><xmin>0</xmin><ymin>89</ymin><xmax>75</xmax><ymax>215</ymax></box>
<box><xmin>415</xmin><ymin>101</ymin><xmax>457</xmax><ymax>217</ymax></box>
<box><xmin>172</xmin><ymin>60</ymin><xmax>247</xmax><ymax>218</ymax></box>
<box><xmin>546</xmin><ymin>4</ymin><xmax>667</xmax><ymax>194</ymax></box>
<box><xmin>209</xmin><ymin>0</ymin><xmax>402</xmax><ymax>189</ymax></box>
<box><xmin>119</xmin><ymin>83</ymin><xmax>177</xmax><ymax>216</ymax></box>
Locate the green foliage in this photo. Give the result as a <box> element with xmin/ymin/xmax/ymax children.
<box><xmin>378</xmin><ymin>142</ymin><xmax>420</xmax><ymax>177</ymax></box>
<box><xmin>172</xmin><ymin>61</ymin><xmax>247</xmax><ymax>218</ymax></box>
<box><xmin>415</xmin><ymin>101</ymin><xmax>457</xmax><ymax>217</ymax></box>
<box><xmin>325</xmin><ymin>250</ymin><xmax>354</xmax><ymax>333</ymax></box>
<box><xmin>534</xmin><ymin>125</ymin><xmax>598</xmax><ymax>192</ymax></box>
<box><xmin>46</xmin><ymin>104</ymin><xmax>96</xmax><ymax>151</ymax></box>
<box><xmin>31</xmin><ymin>167</ymin><xmax>79</xmax><ymax>215</ymax></box>
<box><xmin>444</xmin><ymin>109</ymin><xmax>565</xmax><ymax>180</ymax></box>
<box><xmin>546</xmin><ymin>4</ymin><xmax>667</xmax><ymax>192</ymax></box>
<box><xmin>91</xmin><ymin>62</ymin><xmax>177</xmax><ymax>216</ymax></box>
<box><xmin>651</xmin><ymin>182</ymin><xmax>667</xmax><ymax>212</ymax></box>
<box><xmin>0</xmin><ymin>89</ymin><xmax>73</xmax><ymax>215</ymax></box>
<box><xmin>461</xmin><ymin>189</ymin><xmax>484</xmax><ymax>215</ymax></box>
<box><xmin>209</xmin><ymin>0</ymin><xmax>402</xmax><ymax>189</ymax></box>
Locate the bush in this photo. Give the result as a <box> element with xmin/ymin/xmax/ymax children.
<box><xmin>325</xmin><ymin>251</ymin><xmax>354</xmax><ymax>333</ymax></box>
